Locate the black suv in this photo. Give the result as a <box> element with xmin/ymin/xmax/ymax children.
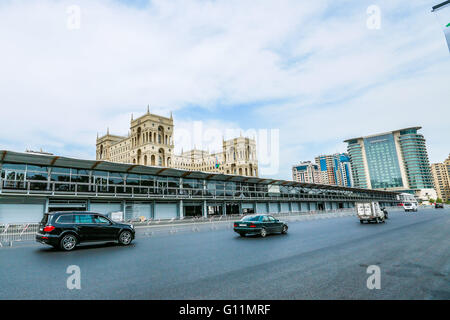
<box><xmin>36</xmin><ymin>212</ymin><xmax>135</xmax><ymax>251</ymax></box>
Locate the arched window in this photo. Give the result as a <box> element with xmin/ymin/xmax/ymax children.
<box><xmin>230</xmin><ymin>147</ymin><xmax>235</xmax><ymax>161</ymax></box>
<box><xmin>137</xmin><ymin>127</ymin><xmax>142</xmax><ymax>146</ymax></box>
<box><xmin>158</xmin><ymin>126</ymin><xmax>164</xmax><ymax>144</ymax></box>
<box><xmin>137</xmin><ymin>149</ymin><xmax>142</xmax><ymax>165</ymax></box>
<box><xmin>158</xmin><ymin>148</ymin><xmax>165</xmax><ymax>166</ymax></box>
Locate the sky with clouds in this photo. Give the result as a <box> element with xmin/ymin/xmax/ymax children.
<box><xmin>0</xmin><ymin>0</ymin><xmax>449</xmax><ymax>180</ymax></box>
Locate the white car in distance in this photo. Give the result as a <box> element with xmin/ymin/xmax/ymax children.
<box><xmin>403</xmin><ymin>202</ymin><xmax>418</xmax><ymax>212</ymax></box>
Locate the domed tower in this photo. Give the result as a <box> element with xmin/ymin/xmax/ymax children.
<box><xmin>222</xmin><ymin>136</ymin><xmax>258</xmax><ymax>177</ymax></box>
<box><xmin>96</xmin><ymin>128</ymin><xmax>124</xmax><ymax>161</ymax></box>
<box><xmin>129</xmin><ymin>107</ymin><xmax>174</xmax><ymax>166</ymax></box>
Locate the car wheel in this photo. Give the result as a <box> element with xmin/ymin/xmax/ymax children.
<box><xmin>281</xmin><ymin>225</ymin><xmax>288</xmax><ymax>234</ymax></box>
<box><xmin>260</xmin><ymin>228</ymin><xmax>267</xmax><ymax>238</ymax></box>
<box><xmin>239</xmin><ymin>233</ymin><xmax>246</xmax><ymax>237</ymax></box>
<box><xmin>119</xmin><ymin>230</ymin><xmax>133</xmax><ymax>245</ymax></box>
<box><xmin>60</xmin><ymin>234</ymin><xmax>77</xmax><ymax>251</ymax></box>
<box><xmin>360</xmin><ymin>220</ymin><xmax>364</xmax><ymax>224</ymax></box>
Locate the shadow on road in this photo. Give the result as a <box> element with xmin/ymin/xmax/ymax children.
<box><xmin>35</xmin><ymin>241</ymin><xmax>136</xmax><ymax>253</ymax></box>
<box><xmin>234</xmin><ymin>233</ymin><xmax>289</xmax><ymax>240</ymax></box>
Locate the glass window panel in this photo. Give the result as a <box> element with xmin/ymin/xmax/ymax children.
<box><xmin>92</xmin><ymin>170</ymin><xmax>109</xmax><ymax>177</ymax></box>
<box><xmin>2</xmin><ymin>163</ymin><xmax>26</xmax><ymax>171</ymax></box>
<box><xmin>29</xmin><ymin>181</ymin><xmax>48</xmax><ymax>190</ymax></box>
<box><xmin>51</xmin><ymin>167</ymin><xmax>71</xmax><ymax>174</ymax></box>
<box><xmin>27</xmin><ymin>172</ymin><xmax>48</xmax><ymax>181</ymax></box>
<box><xmin>167</xmin><ymin>177</ymin><xmax>179</xmax><ymax>189</ymax></box>
<box><xmin>71</xmin><ymin>175</ymin><xmax>90</xmax><ymax>183</ymax></box>
<box><xmin>51</xmin><ymin>173</ymin><xmax>71</xmax><ymax>182</ymax></box>
<box><xmin>57</xmin><ymin>214</ymin><xmax>74</xmax><ymax>223</ymax></box>
<box><xmin>127</xmin><ymin>178</ymin><xmax>140</xmax><ymax>186</ymax></box>
<box><xmin>74</xmin><ymin>215</ymin><xmax>94</xmax><ymax>224</ymax></box>
<box><xmin>140</xmin><ymin>175</ymin><xmax>154</xmax><ymax>187</ymax></box>
<box><xmin>27</xmin><ymin>165</ymin><xmax>48</xmax><ymax>172</ymax></box>
<box><xmin>109</xmin><ymin>173</ymin><xmax>124</xmax><ymax>185</ymax></box>
<box><xmin>72</xmin><ymin>169</ymin><xmax>89</xmax><ymax>175</ymax></box>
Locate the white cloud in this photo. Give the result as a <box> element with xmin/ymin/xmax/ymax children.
<box><xmin>0</xmin><ymin>0</ymin><xmax>448</xmax><ymax>181</ymax></box>
<box><xmin>173</xmin><ymin>118</ymin><xmax>242</xmax><ymax>155</ymax></box>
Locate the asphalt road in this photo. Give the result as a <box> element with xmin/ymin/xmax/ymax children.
<box><xmin>0</xmin><ymin>208</ymin><xmax>449</xmax><ymax>299</ymax></box>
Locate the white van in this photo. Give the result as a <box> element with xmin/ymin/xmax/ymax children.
<box><xmin>356</xmin><ymin>202</ymin><xmax>386</xmax><ymax>224</ymax></box>
<box><xmin>403</xmin><ymin>202</ymin><xmax>418</xmax><ymax>212</ymax></box>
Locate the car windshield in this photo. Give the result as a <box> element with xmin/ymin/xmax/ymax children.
<box><xmin>241</xmin><ymin>215</ymin><xmax>261</xmax><ymax>222</ymax></box>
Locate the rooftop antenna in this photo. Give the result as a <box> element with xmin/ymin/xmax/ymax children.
<box><xmin>147</xmin><ymin>105</ymin><xmax>150</xmax><ymax>114</ymax></box>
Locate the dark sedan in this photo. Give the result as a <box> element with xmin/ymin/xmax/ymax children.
<box><xmin>36</xmin><ymin>211</ymin><xmax>135</xmax><ymax>251</ymax></box>
<box><xmin>233</xmin><ymin>214</ymin><xmax>288</xmax><ymax>237</ymax></box>
<box><xmin>435</xmin><ymin>203</ymin><xmax>444</xmax><ymax>209</ymax></box>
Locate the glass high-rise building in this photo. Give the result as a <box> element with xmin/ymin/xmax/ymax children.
<box><xmin>344</xmin><ymin>127</ymin><xmax>434</xmax><ymax>193</ymax></box>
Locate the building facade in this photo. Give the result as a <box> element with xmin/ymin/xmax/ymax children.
<box><xmin>0</xmin><ymin>150</ymin><xmax>400</xmax><ymax>223</ymax></box>
<box><xmin>292</xmin><ymin>161</ymin><xmax>320</xmax><ymax>184</ymax></box>
<box><xmin>431</xmin><ymin>154</ymin><xmax>450</xmax><ymax>202</ymax></box>
<box><xmin>96</xmin><ymin>108</ymin><xmax>175</xmax><ymax>167</ymax></box>
<box><xmin>344</xmin><ymin>127</ymin><xmax>435</xmax><ymax>199</ymax></box>
<box><xmin>96</xmin><ymin>108</ymin><xmax>258</xmax><ymax>177</ymax></box>
<box><xmin>314</xmin><ymin>153</ymin><xmax>353</xmax><ymax>187</ymax></box>
<box><xmin>172</xmin><ymin>136</ymin><xmax>258</xmax><ymax>177</ymax></box>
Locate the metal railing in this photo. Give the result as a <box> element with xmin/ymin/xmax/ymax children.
<box><xmin>0</xmin><ymin>223</ymin><xmax>39</xmax><ymax>246</ymax></box>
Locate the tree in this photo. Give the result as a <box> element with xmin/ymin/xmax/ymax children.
<box><xmin>436</xmin><ymin>198</ymin><xmax>443</xmax><ymax>203</ymax></box>
<box><xmin>429</xmin><ymin>198</ymin><xmax>435</xmax><ymax>203</ymax></box>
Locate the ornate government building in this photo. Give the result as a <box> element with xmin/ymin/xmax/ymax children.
<box><xmin>96</xmin><ymin>107</ymin><xmax>259</xmax><ymax>177</ymax></box>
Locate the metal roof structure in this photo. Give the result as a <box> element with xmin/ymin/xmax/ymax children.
<box><xmin>0</xmin><ymin>150</ymin><xmax>398</xmax><ymax>195</ymax></box>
